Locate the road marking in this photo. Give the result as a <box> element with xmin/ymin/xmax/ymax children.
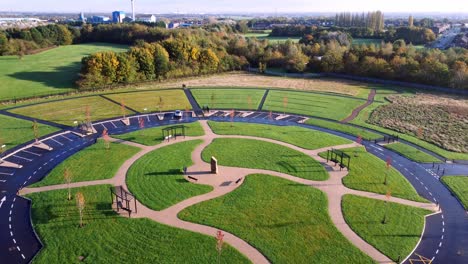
<box><xmin>0</xmin><ymin>179</ymin><xmax>6</xmax><ymax>182</ymax></box>
<box><xmin>50</xmin><ymin>138</ymin><xmax>63</xmax><ymax>146</ymax></box>
<box><xmin>16</xmin><ymin>246</ymin><xmax>20</xmax><ymax>252</ymax></box>
<box><xmin>23</xmin><ymin>180</ymin><xmax>27</xmax><ymax>185</ymax></box>
<box><xmin>110</xmin><ymin>121</ymin><xmax>117</xmax><ymax>128</ymax></box>
<box><xmin>22</xmin><ymin>150</ymin><xmax>41</xmax><ymax>156</ymax></box>
<box><xmin>13</xmin><ymin>155</ymin><xmax>32</xmax><ymax>162</ymax></box>
<box><xmin>424</xmin><ymin>186</ymin><xmax>429</xmax><ymax>190</ymax></box>
<box><xmin>0</xmin><ymin>196</ymin><xmax>6</xmax><ymax>208</ymax></box>
<box><xmin>442</xmin><ymin>228</ymin><xmax>445</xmax><ymax>233</ymax></box>
<box><xmin>11</xmin><ymin>203</ymin><xmax>13</xmax><ymax>209</ymax></box>
<box><xmin>431</xmin><ymin>257</ymin><xmax>435</xmax><ymax>261</ymax></box>
<box><xmin>439</xmin><ymin>242</ymin><xmax>442</xmax><ymax>247</ymax></box>
<box><xmin>9</xmin><ymin>224</ymin><xmax>11</xmax><ymax>229</ymax></box>
<box><xmin>38</xmin><ymin>167</ymin><xmax>42</xmax><ymax>170</ymax></box>
<box><xmin>441</xmin><ymin>235</ymin><xmax>444</xmax><ymax>240</ymax></box>
<box><xmin>44</xmin><ymin>162</ymin><xmax>48</xmax><ymax>166</ymax></box>
<box><xmin>429</xmin><ymin>192</ymin><xmax>433</xmax><ymax>196</ymax></box>
<box><xmin>410</xmin><ymin>172</ymin><xmax>414</xmax><ymax>176</ymax></box>
<box><xmin>9</xmin><ymin>210</ymin><xmax>12</xmax><ymax>215</ymax></box>
<box><xmin>10</xmin><ymin>231</ymin><xmax>13</xmax><ymax>236</ymax></box>
<box><xmin>21</xmin><ymin>254</ymin><xmax>25</xmax><ymax>259</ymax></box>
<box><xmin>0</xmin><ymin>172</ymin><xmax>14</xmax><ymax>176</ymax></box>
<box><xmin>13</xmin><ymin>197</ymin><xmax>16</xmax><ymax>202</ymax></box>
<box><xmin>436</xmin><ymin>249</ymin><xmax>439</xmax><ymax>254</ymax></box>
<box><xmin>28</xmin><ymin>176</ymin><xmax>32</xmax><ymax>180</ymax></box>
<box><xmin>60</xmin><ymin>134</ymin><xmax>73</xmax><ymax>141</ymax></box>
<box><xmin>441</xmin><ymin>215</ymin><xmax>444</xmax><ymax>219</ymax></box>
<box><xmin>415</xmin><ymin>177</ymin><xmax>419</xmax><ymax>180</ymax></box>
<box><xmin>442</xmin><ymin>221</ymin><xmax>445</xmax><ymax>226</ymax></box>
<box><xmin>13</xmin><ymin>238</ymin><xmax>16</xmax><ymax>244</ymax></box>
<box><xmin>404</xmin><ymin>168</ymin><xmax>409</xmax><ymax>172</ymax></box>
<box><xmin>33</xmin><ymin>171</ymin><xmax>37</xmax><ymax>175</ymax></box>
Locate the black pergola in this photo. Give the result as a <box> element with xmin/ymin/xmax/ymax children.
<box><xmin>110</xmin><ymin>186</ymin><xmax>137</xmax><ymax>217</ymax></box>
<box><xmin>326</xmin><ymin>148</ymin><xmax>351</xmax><ymax>170</ymax></box>
<box><xmin>162</xmin><ymin>125</ymin><xmax>187</xmax><ymax>141</ymax></box>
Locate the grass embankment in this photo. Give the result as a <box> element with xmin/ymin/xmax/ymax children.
<box><xmin>127</xmin><ymin>140</ymin><xmax>212</xmax><ymax>211</ymax></box>
<box><xmin>208</xmin><ymin>121</ymin><xmax>351</xmax><ymax>150</ymax></box>
<box><xmin>384</xmin><ymin>142</ymin><xmax>440</xmax><ymax>163</ymax></box>
<box><xmin>191</xmin><ymin>88</ymin><xmax>265</xmax><ymax>110</ymax></box>
<box><xmin>0</xmin><ymin>114</ymin><xmax>59</xmax><ymax>150</ymax></box>
<box><xmin>0</xmin><ymin>43</ymin><xmax>128</xmax><ymax>100</ymax></box>
<box><xmin>10</xmin><ymin>96</ymin><xmax>134</xmax><ymax>126</ymax></box>
<box><xmin>103</xmin><ymin>89</ymin><xmax>190</xmax><ymax>113</ymax></box>
<box><xmin>441</xmin><ymin>176</ymin><xmax>468</xmax><ymax>210</ymax></box>
<box><xmin>202</xmin><ymin>138</ymin><xmax>328</xmax><ymax>181</ymax></box>
<box><xmin>305</xmin><ymin>118</ymin><xmax>381</xmax><ymax>141</ymax></box>
<box><xmin>28</xmin><ymin>185</ymin><xmax>249</xmax><ymax>263</ymax></box>
<box><xmin>319</xmin><ymin>147</ymin><xmax>426</xmax><ymax>202</ymax></box>
<box><xmin>179</xmin><ymin>174</ymin><xmax>373</xmax><ymax>263</ymax></box>
<box><xmin>262</xmin><ymin>90</ymin><xmax>365</xmax><ymax>121</ymax></box>
<box><xmin>30</xmin><ymin>140</ymin><xmax>140</xmax><ymax>187</ymax></box>
<box><xmin>114</xmin><ymin>122</ymin><xmax>204</xmax><ymax>146</ymax></box>
<box><xmin>342</xmin><ymin>195</ymin><xmax>431</xmax><ymax>261</ymax></box>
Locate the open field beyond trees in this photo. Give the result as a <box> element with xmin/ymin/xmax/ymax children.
<box><xmin>441</xmin><ymin>176</ymin><xmax>468</xmax><ymax>210</ymax></box>
<box><xmin>202</xmin><ymin>138</ymin><xmax>328</xmax><ymax>180</ymax></box>
<box><xmin>28</xmin><ymin>185</ymin><xmax>248</xmax><ymax>263</ymax></box>
<box><xmin>103</xmin><ymin>90</ymin><xmax>190</xmax><ymax>113</ymax></box>
<box><xmin>179</xmin><ymin>174</ymin><xmax>373</xmax><ymax>263</ymax></box>
<box><xmin>0</xmin><ymin>43</ymin><xmax>128</xmax><ymax>101</ymax></box>
<box><xmin>191</xmin><ymin>88</ymin><xmax>265</xmax><ymax>110</ymax></box>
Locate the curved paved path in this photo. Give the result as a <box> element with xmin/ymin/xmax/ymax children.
<box><xmin>22</xmin><ymin>120</ymin><xmax>438</xmax><ymax>264</ymax></box>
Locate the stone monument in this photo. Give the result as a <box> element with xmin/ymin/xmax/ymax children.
<box><xmin>211</xmin><ymin>157</ymin><xmax>218</xmax><ymax>174</ymax></box>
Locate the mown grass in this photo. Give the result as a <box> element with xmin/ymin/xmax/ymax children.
<box><xmin>441</xmin><ymin>176</ymin><xmax>468</xmax><ymax>210</ymax></box>
<box><xmin>103</xmin><ymin>89</ymin><xmax>190</xmax><ymax>113</ymax></box>
<box><xmin>208</xmin><ymin>121</ymin><xmax>351</xmax><ymax>150</ymax></box>
<box><xmin>352</xmin><ymin>38</ymin><xmax>383</xmax><ymax>46</ymax></box>
<box><xmin>179</xmin><ymin>174</ymin><xmax>373</xmax><ymax>263</ymax></box>
<box><xmin>0</xmin><ymin>43</ymin><xmax>128</xmax><ymax>101</ymax></box>
<box><xmin>114</xmin><ymin>122</ymin><xmax>204</xmax><ymax>146</ymax></box>
<box><xmin>305</xmin><ymin>118</ymin><xmax>381</xmax><ymax>141</ymax></box>
<box><xmin>10</xmin><ymin>96</ymin><xmax>134</xmax><ymax>125</ymax></box>
<box><xmin>384</xmin><ymin>142</ymin><xmax>440</xmax><ymax>163</ymax></box>
<box><xmin>191</xmin><ymin>88</ymin><xmax>265</xmax><ymax>110</ymax></box>
<box><xmin>30</xmin><ymin>139</ymin><xmax>140</xmax><ymax>187</ymax></box>
<box><xmin>342</xmin><ymin>195</ymin><xmax>431</xmax><ymax>261</ymax></box>
<box><xmin>262</xmin><ymin>90</ymin><xmax>365</xmax><ymax>121</ymax></box>
<box><xmin>202</xmin><ymin>138</ymin><xmax>328</xmax><ymax>180</ymax></box>
<box><xmin>0</xmin><ymin>114</ymin><xmax>59</xmax><ymax>150</ymax></box>
<box><xmin>127</xmin><ymin>140</ymin><xmax>213</xmax><ymax>211</ymax></box>
<box><xmin>319</xmin><ymin>147</ymin><xmax>426</xmax><ymax>202</ymax></box>
<box><xmin>28</xmin><ymin>185</ymin><xmax>249</xmax><ymax>263</ymax></box>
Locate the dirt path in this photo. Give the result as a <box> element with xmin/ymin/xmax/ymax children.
<box><xmin>341</xmin><ymin>89</ymin><xmax>376</xmax><ymax>123</ymax></box>
<box><xmin>21</xmin><ymin>120</ymin><xmax>438</xmax><ymax>264</ymax></box>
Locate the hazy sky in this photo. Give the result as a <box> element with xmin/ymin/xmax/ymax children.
<box><xmin>1</xmin><ymin>0</ymin><xmax>467</xmax><ymax>13</ymax></box>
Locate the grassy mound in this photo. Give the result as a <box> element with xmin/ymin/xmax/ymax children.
<box><xmin>103</xmin><ymin>90</ymin><xmax>190</xmax><ymax>113</ymax></box>
<box><xmin>191</xmin><ymin>88</ymin><xmax>265</xmax><ymax>110</ymax></box>
<box><xmin>384</xmin><ymin>142</ymin><xmax>440</xmax><ymax>163</ymax></box>
<box><xmin>441</xmin><ymin>176</ymin><xmax>468</xmax><ymax>210</ymax></box>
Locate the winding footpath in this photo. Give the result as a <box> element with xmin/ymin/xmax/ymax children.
<box><xmin>21</xmin><ymin>120</ymin><xmax>438</xmax><ymax>264</ymax></box>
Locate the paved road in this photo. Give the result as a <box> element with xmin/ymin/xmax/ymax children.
<box><xmin>0</xmin><ymin>110</ymin><xmax>467</xmax><ymax>263</ymax></box>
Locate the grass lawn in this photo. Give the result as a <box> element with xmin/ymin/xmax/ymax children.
<box><xmin>262</xmin><ymin>90</ymin><xmax>365</xmax><ymax>121</ymax></box>
<box><xmin>27</xmin><ymin>185</ymin><xmax>248</xmax><ymax>263</ymax></box>
<box><xmin>10</xmin><ymin>96</ymin><xmax>134</xmax><ymax>125</ymax></box>
<box><xmin>208</xmin><ymin>121</ymin><xmax>351</xmax><ymax>150</ymax></box>
<box><xmin>0</xmin><ymin>43</ymin><xmax>128</xmax><ymax>101</ymax></box>
<box><xmin>202</xmin><ymin>138</ymin><xmax>328</xmax><ymax>181</ymax></box>
<box><xmin>319</xmin><ymin>147</ymin><xmax>426</xmax><ymax>202</ymax></box>
<box><xmin>305</xmin><ymin>118</ymin><xmax>381</xmax><ymax>141</ymax></box>
<box><xmin>342</xmin><ymin>195</ymin><xmax>431</xmax><ymax>261</ymax></box>
<box><xmin>191</xmin><ymin>88</ymin><xmax>265</xmax><ymax>110</ymax></box>
<box><xmin>114</xmin><ymin>121</ymin><xmax>204</xmax><ymax>146</ymax></box>
<box><xmin>30</xmin><ymin>140</ymin><xmax>140</xmax><ymax>187</ymax></box>
<box><xmin>0</xmin><ymin>114</ymin><xmax>59</xmax><ymax>150</ymax></box>
<box><xmin>384</xmin><ymin>142</ymin><xmax>440</xmax><ymax>163</ymax></box>
<box><xmin>103</xmin><ymin>89</ymin><xmax>190</xmax><ymax>113</ymax></box>
<box><xmin>352</xmin><ymin>38</ymin><xmax>383</xmax><ymax>46</ymax></box>
<box><xmin>441</xmin><ymin>176</ymin><xmax>468</xmax><ymax>210</ymax></box>
<box><xmin>179</xmin><ymin>174</ymin><xmax>373</xmax><ymax>263</ymax></box>
<box><xmin>127</xmin><ymin>140</ymin><xmax>213</xmax><ymax>210</ymax></box>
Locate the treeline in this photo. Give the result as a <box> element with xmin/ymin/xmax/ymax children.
<box><xmin>335</xmin><ymin>11</ymin><xmax>385</xmax><ymax>32</ymax></box>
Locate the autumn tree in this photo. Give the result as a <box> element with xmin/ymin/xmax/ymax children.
<box><xmin>76</xmin><ymin>192</ymin><xmax>86</xmax><ymax>228</ymax></box>
<box><xmin>198</xmin><ymin>48</ymin><xmax>220</xmax><ymax>74</ymax></box>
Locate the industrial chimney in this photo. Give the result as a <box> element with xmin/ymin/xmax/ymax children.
<box><xmin>131</xmin><ymin>0</ymin><xmax>135</xmax><ymax>21</ymax></box>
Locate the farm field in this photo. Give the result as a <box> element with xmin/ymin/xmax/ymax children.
<box><xmin>441</xmin><ymin>176</ymin><xmax>468</xmax><ymax>210</ymax></box>
<box><xmin>179</xmin><ymin>174</ymin><xmax>373</xmax><ymax>263</ymax></box>
<box><xmin>342</xmin><ymin>195</ymin><xmax>431</xmax><ymax>261</ymax></box>
<box><xmin>0</xmin><ymin>114</ymin><xmax>59</xmax><ymax>150</ymax></box>
<box><xmin>114</xmin><ymin>122</ymin><xmax>204</xmax><ymax>146</ymax></box>
<box><xmin>208</xmin><ymin>121</ymin><xmax>352</xmax><ymax>149</ymax></box>
<box><xmin>0</xmin><ymin>43</ymin><xmax>128</xmax><ymax>101</ymax></box>
<box><xmin>384</xmin><ymin>142</ymin><xmax>440</xmax><ymax>163</ymax></box>
<box><xmin>127</xmin><ymin>140</ymin><xmax>213</xmax><ymax>211</ymax></box>
<box><xmin>262</xmin><ymin>90</ymin><xmax>365</xmax><ymax>120</ymax></box>
<box><xmin>319</xmin><ymin>147</ymin><xmax>426</xmax><ymax>202</ymax></box>
<box><xmin>103</xmin><ymin>90</ymin><xmax>190</xmax><ymax>113</ymax></box>
<box><xmin>201</xmin><ymin>138</ymin><xmax>329</xmax><ymax>180</ymax></box>
<box><xmin>191</xmin><ymin>88</ymin><xmax>265</xmax><ymax>110</ymax></box>
<box><xmin>27</xmin><ymin>185</ymin><xmax>248</xmax><ymax>263</ymax></box>
<box><xmin>30</xmin><ymin>139</ymin><xmax>140</xmax><ymax>187</ymax></box>
<box><xmin>9</xmin><ymin>96</ymin><xmax>133</xmax><ymax>125</ymax></box>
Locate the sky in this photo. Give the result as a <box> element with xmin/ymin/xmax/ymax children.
<box><xmin>0</xmin><ymin>0</ymin><xmax>467</xmax><ymax>14</ymax></box>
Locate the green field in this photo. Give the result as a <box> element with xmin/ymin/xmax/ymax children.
<box><xmin>191</xmin><ymin>88</ymin><xmax>265</xmax><ymax>110</ymax></box>
<box><xmin>305</xmin><ymin>118</ymin><xmax>382</xmax><ymax>141</ymax></box>
<box><xmin>179</xmin><ymin>174</ymin><xmax>373</xmax><ymax>263</ymax></box>
<box><xmin>0</xmin><ymin>114</ymin><xmax>59</xmax><ymax>150</ymax></box>
<box><xmin>208</xmin><ymin>121</ymin><xmax>351</xmax><ymax>149</ymax></box>
<box><xmin>262</xmin><ymin>90</ymin><xmax>365</xmax><ymax>121</ymax></box>
<box><xmin>28</xmin><ymin>185</ymin><xmax>248</xmax><ymax>263</ymax></box>
<box><xmin>202</xmin><ymin>138</ymin><xmax>328</xmax><ymax>180</ymax></box>
<box><xmin>30</xmin><ymin>140</ymin><xmax>140</xmax><ymax>187</ymax></box>
<box><xmin>127</xmin><ymin>140</ymin><xmax>213</xmax><ymax>211</ymax></box>
<box><xmin>384</xmin><ymin>142</ymin><xmax>440</xmax><ymax>163</ymax></box>
<box><xmin>103</xmin><ymin>90</ymin><xmax>190</xmax><ymax>113</ymax></box>
<box><xmin>243</xmin><ymin>32</ymin><xmax>300</xmax><ymax>43</ymax></box>
<box><xmin>342</xmin><ymin>195</ymin><xmax>431</xmax><ymax>261</ymax></box>
<box><xmin>319</xmin><ymin>147</ymin><xmax>426</xmax><ymax>202</ymax></box>
<box><xmin>0</xmin><ymin>43</ymin><xmax>128</xmax><ymax>101</ymax></box>
<box><xmin>10</xmin><ymin>96</ymin><xmax>133</xmax><ymax>125</ymax></box>
<box><xmin>114</xmin><ymin>122</ymin><xmax>205</xmax><ymax>146</ymax></box>
<box><xmin>352</xmin><ymin>38</ymin><xmax>383</xmax><ymax>46</ymax></box>
<box><xmin>441</xmin><ymin>176</ymin><xmax>468</xmax><ymax>210</ymax></box>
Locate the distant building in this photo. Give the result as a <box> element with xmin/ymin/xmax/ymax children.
<box><xmin>112</xmin><ymin>11</ymin><xmax>126</xmax><ymax>23</ymax></box>
<box><xmin>79</xmin><ymin>12</ymin><xmax>86</xmax><ymax>23</ymax></box>
<box><xmin>168</xmin><ymin>22</ymin><xmax>180</xmax><ymax>29</ymax></box>
<box><xmin>138</xmin><ymin>15</ymin><xmax>156</xmax><ymax>23</ymax></box>
<box><xmin>431</xmin><ymin>23</ymin><xmax>450</xmax><ymax>35</ymax></box>
<box><xmin>91</xmin><ymin>16</ymin><xmax>110</xmax><ymax>23</ymax></box>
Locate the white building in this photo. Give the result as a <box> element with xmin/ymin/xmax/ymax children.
<box><xmin>138</xmin><ymin>15</ymin><xmax>157</xmax><ymax>23</ymax></box>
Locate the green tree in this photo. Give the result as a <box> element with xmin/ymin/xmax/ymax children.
<box><xmin>0</xmin><ymin>32</ymin><xmax>8</xmax><ymax>55</ymax></box>
<box><xmin>56</xmin><ymin>25</ymin><xmax>73</xmax><ymax>45</ymax></box>
<box><xmin>198</xmin><ymin>48</ymin><xmax>220</xmax><ymax>74</ymax></box>
<box><xmin>153</xmin><ymin>43</ymin><xmax>170</xmax><ymax>80</ymax></box>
